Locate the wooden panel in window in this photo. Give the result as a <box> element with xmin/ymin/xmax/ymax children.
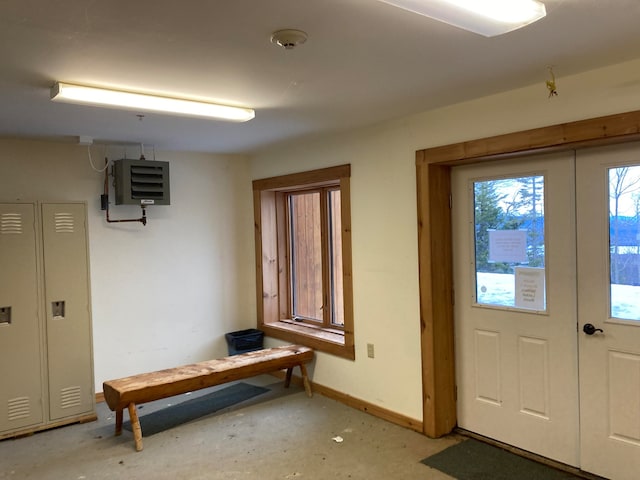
<box><xmin>290</xmin><ymin>191</ymin><xmax>323</xmax><ymax>321</ymax></box>
<box><xmin>329</xmin><ymin>189</ymin><xmax>344</xmax><ymax>326</ymax></box>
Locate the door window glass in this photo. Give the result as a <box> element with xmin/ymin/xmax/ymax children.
<box><xmin>474</xmin><ymin>175</ymin><xmax>546</xmax><ymax>311</ymax></box>
<box><xmin>609</xmin><ymin>166</ymin><xmax>640</xmax><ymax>321</ymax></box>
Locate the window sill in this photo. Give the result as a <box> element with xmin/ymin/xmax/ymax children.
<box><xmin>262</xmin><ymin>320</ymin><xmax>355</xmax><ymax>360</ymax></box>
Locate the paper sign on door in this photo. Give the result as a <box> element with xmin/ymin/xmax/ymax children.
<box><xmin>488</xmin><ymin>230</ymin><xmax>528</xmax><ymax>264</ymax></box>
<box><xmin>515</xmin><ymin>267</ymin><xmax>545</xmax><ymax>310</ymax></box>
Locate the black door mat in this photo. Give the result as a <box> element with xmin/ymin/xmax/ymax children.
<box><xmin>421</xmin><ymin>438</ymin><xmax>582</xmax><ymax>480</ymax></box>
<box><xmin>123</xmin><ymin>382</ymin><xmax>269</xmax><ymax>436</ymax></box>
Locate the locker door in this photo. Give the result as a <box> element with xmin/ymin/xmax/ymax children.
<box><xmin>0</xmin><ymin>204</ymin><xmax>44</xmax><ymax>433</ymax></box>
<box><xmin>41</xmin><ymin>203</ymin><xmax>94</xmax><ymax>420</ymax></box>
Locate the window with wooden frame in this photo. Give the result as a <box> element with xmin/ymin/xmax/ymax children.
<box><xmin>253</xmin><ymin>165</ymin><xmax>354</xmax><ymax>359</ymax></box>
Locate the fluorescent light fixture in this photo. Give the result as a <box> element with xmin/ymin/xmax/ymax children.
<box><xmin>377</xmin><ymin>0</ymin><xmax>546</xmax><ymax>37</ymax></box>
<box><xmin>50</xmin><ymin>82</ymin><xmax>255</xmax><ymax>122</ymax></box>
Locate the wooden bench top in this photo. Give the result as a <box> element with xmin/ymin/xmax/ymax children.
<box><xmin>103</xmin><ymin>345</ymin><xmax>314</xmax><ymax>411</ymax></box>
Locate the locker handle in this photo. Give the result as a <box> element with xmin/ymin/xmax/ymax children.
<box><xmin>52</xmin><ymin>301</ymin><xmax>65</xmax><ymax>319</ymax></box>
<box><xmin>0</xmin><ymin>306</ymin><xmax>11</xmax><ymax>324</ymax></box>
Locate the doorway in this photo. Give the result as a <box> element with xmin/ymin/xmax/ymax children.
<box><xmin>450</xmin><ymin>143</ymin><xmax>640</xmax><ymax>479</ymax></box>
<box><xmin>415</xmin><ymin>111</ymin><xmax>640</xmax><ymax>479</ymax></box>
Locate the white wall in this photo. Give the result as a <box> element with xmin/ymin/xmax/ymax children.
<box><xmin>250</xmin><ymin>58</ymin><xmax>640</xmax><ymax>422</ymax></box>
<box><xmin>0</xmin><ymin>139</ymin><xmax>256</xmax><ymax>388</ymax></box>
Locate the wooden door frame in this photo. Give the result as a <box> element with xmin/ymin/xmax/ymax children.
<box><xmin>416</xmin><ymin>110</ymin><xmax>640</xmax><ymax>438</ymax></box>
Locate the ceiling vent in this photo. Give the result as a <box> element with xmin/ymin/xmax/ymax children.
<box><xmin>113</xmin><ymin>159</ymin><xmax>170</xmax><ymax>206</ymax></box>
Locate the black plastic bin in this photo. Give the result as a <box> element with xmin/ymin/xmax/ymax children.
<box><xmin>225</xmin><ymin>328</ymin><xmax>264</xmax><ymax>356</ymax></box>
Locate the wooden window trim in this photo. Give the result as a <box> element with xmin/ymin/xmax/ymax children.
<box><xmin>416</xmin><ymin>110</ymin><xmax>640</xmax><ymax>439</ymax></box>
<box><xmin>253</xmin><ymin>165</ymin><xmax>355</xmax><ymax>360</ymax></box>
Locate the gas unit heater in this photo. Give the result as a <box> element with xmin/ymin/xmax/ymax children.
<box><xmin>113</xmin><ymin>159</ymin><xmax>170</xmax><ymax>206</ymax></box>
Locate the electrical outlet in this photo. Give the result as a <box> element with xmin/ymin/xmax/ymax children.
<box><xmin>367</xmin><ymin>343</ymin><xmax>375</xmax><ymax>358</ymax></box>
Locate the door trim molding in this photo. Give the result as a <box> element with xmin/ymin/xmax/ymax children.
<box><xmin>416</xmin><ymin>109</ymin><xmax>640</xmax><ymax>437</ymax></box>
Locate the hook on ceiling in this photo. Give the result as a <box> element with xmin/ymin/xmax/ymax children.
<box><xmin>546</xmin><ymin>66</ymin><xmax>558</xmax><ymax>98</ymax></box>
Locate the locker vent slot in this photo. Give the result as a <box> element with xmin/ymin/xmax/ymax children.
<box><xmin>0</xmin><ymin>213</ymin><xmax>22</xmax><ymax>234</ymax></box>
<box><xmin>54</xmin><ymin>213</ymin><xmax>75</xmax><ymax>234</ymax></box>
<box><xmin>7</xmin><ymin>396</ymin><xmax>31</xmax><ymax>421</ymax></box>
<box><xmin>60</xmin><ymin>386</ymin><xmax>82</xmax><ymax>409</ymax></box>
<box><xmin>114</xmin><ymin>159</ymin><xmax>170</xmax><ymax>205</ymax></box>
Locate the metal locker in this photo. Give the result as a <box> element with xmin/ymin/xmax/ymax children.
<box><xmin>41</xmin><ymin>203</ymin><xmax>94</xmax><ymax>421</ymax></box>
<box><xmin>0</xmin><ymin>204</ymin><xmax>44</xmax><ymax>434</ymax></box>
<box><xmin>0</xmin><ymin>202</ymin><xmax>94</xmax><ymax>439</ymax></box>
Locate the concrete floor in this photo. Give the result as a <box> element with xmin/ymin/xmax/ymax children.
<box><xmin>0</xmin><ymin>377</ymin><xmax>459</xmax><ymax>480</ymax></box>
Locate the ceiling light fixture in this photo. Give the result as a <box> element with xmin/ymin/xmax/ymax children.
<box><xmin>377</xmin><ymin>0</ymin><xmax>546</xmax><ymax>37</ymax></box>
<box><xmin>50</xmin><ymin>82</ymin><xmax>255</xmax><ymax>122</ymax></box>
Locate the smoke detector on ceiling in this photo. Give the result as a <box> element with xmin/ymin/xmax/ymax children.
<box><xmin>270</xmin><ymin>29</ymin><xmax>308</xmax><ymax>50</ymax></box>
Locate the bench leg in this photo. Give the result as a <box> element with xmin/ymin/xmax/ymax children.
<box><xmin>127</xmin><ymin>403</ymin><xmax>144</xmax><ymax>452</ymax></box>
<box><xmin>115</xmin><ymin>409</ymin><xmax>123</xmax><ymax>436</ymax></box>
<box><xmin>299</xmin><ymin>364</ymin><xmax>313</xmax><ymax>397</ymax></box>
<box><xmin>284</xmin><ymin>367</ymin><xmax>293</xmax><ymax>388</ymax></box>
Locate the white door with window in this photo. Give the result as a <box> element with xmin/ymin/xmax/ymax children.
<box><xmin>452</xmin><ymin>151</ymin><xmax>580</xmax><ymax>466</ymax></box>
<box><xmin>576</xmin><ymin>144</ymin><xmax>640</xmax><ymax>479</ymax></box>
<box><xmin>452</xmin><ymin>143</ymin><xmax>640</xmax><ymax>479</ymax></box>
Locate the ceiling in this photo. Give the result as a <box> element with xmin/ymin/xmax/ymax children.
<box><xmin>1</xmin><ymin>0</ymin><xmax>640</xmax><ymax>154</ymax></box>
